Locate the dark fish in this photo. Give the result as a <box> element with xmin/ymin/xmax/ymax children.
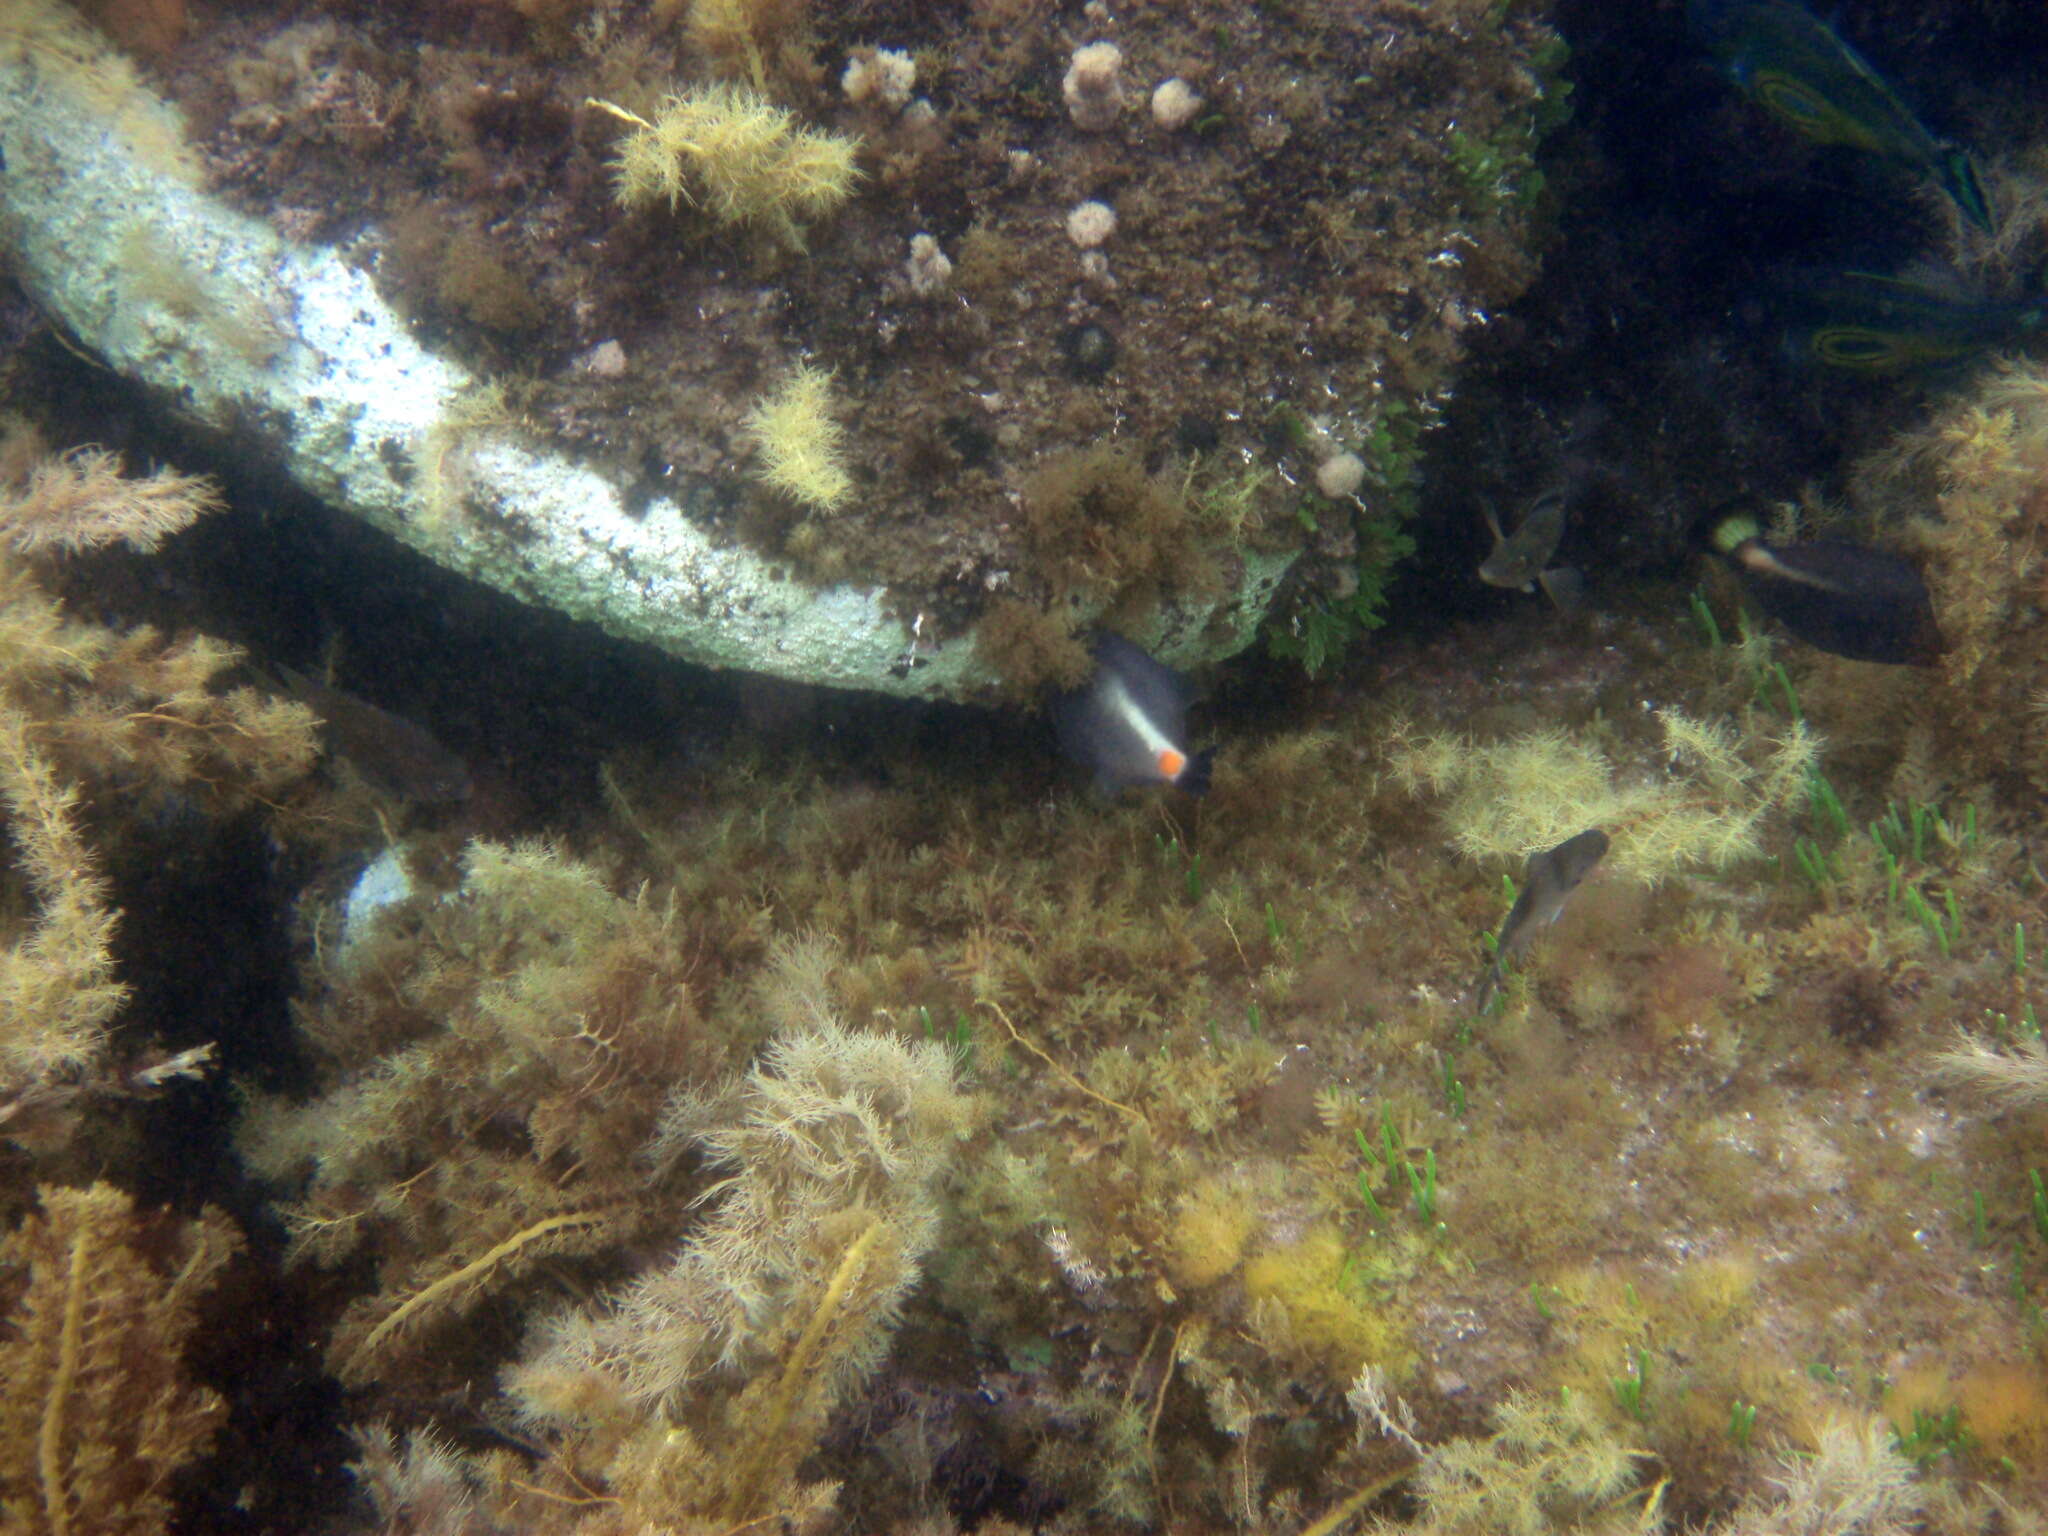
<box><xmin>1474</xmin><ymin>828</ymin><xmax>1610</xmax><ymax>1013</ymax></box>
<box><xmin>1051</xmin><ymin>633</ymin><xmax>1213</xmax><ymax>795</ymax></box>
<box><xmin>1690</xmin><ymin>0</ymin><xmax>1992</xmax><ymax>232</ymax></box>
<box><xmin>1773</xmin><ymin>269</ymin><xmax>2043</xmax><ymax>374</ymax></box>
<box><xmin>1702</xmin><ymin>506</ymin><xmax>1944</xmax><ymax>665</ymax></box>
<box><xmin>279</xmin><ymin>666</ymin><xmax>474</xmax><ymax>804</ymax></box>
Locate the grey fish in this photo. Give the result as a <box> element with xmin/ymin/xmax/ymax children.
<box><xmin>1473</xmin><ymin>828</ymin><xmax>1610</xmax><ymax>1012</ymax></box>
<box><xmin>1051</xmin><ymin>633</ymin><xmax>1212</xmax><ymax>796</ymax></box>
<box><xmin>1478</xmin><ymin>488</ymin><xmax>1576</xmax><ymax>606</ymax></box>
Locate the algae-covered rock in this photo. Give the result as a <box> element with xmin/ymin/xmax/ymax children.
<box><xmin>0</xmin><ymin>0</ymin><xmax>1562</xmax><ymax>698</ymax></box>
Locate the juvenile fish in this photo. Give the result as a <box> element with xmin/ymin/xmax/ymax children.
<box><xmin>1051</xmin><ymin>633</ymin><xmax>1213</xmax><ymax>796</ymax></box>
<box><xmin>1479</xmin><ymin>489</ymin><xmax>1579</xmax><ymax>608</ymax></box>
<box><xmin>1473</xmin><ymin>828</ymin><xmax>1610</xmax><ymax>1012</ymax></box>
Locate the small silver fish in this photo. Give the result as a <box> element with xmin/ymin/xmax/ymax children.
<box><xmin>1478</xmin><ymin>488</ymin><xmax>1578</xmax><ymax>607</ymax></box>
<box><xmin>1051</xmin><ymin>634</ymin><xmax>1213</xmax><ymax>796</ymax></box>
<box><xmin>1473</xmin><ymin>827</ymin><xmax>1610</xmax><ymax>1012</ymax></box>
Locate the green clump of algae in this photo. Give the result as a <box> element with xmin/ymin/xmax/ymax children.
<box><xmin>1385</xmin><ymin>703</ymin><xmax>1820</xmax><ymax>883</ymax></box>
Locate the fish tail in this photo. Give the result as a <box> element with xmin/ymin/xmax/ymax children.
<box><xmin>1938</xmin><ymin>145</ymin><xmax>1993</xmax><ymax>234</ymax></box>
<box><xmin>1473</xmin><ymin>961</ymin><xmax>1503</xmax><ymax>1014</ymax></box>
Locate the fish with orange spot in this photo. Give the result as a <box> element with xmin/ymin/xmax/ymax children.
<box><xmin>1051</xmin><ymin>633</ymin><xmax>1213</xmax><ymax>795</ymax></box>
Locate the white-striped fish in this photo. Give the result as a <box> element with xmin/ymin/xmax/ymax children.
<box><xmin>1051</xmin><ymin>634</ymin><xmax>1212</xmax><ymax>795</ymax></box>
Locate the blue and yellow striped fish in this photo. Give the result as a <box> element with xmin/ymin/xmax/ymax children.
<box><xmin>1690</xmin><ymin>0</ymin><xmax>1992</xmax><ymax>233</ymax></box>
<box><xmin>1773</xmin><ymin>268</ymin><xmax>2043</xmax><ymax>373</ymax></box>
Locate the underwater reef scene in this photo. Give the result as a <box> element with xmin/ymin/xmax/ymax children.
<box><xmin>10</xmin><ymin>0</ymin><xmax>2048</xmax><ymax>1532</ymax></box>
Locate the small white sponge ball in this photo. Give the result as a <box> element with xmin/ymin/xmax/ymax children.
<box><xmin>1315</xmin><ymin>451</ymin><xmax>1367</xmax><ymax>499</ymax></box>
<box><xmin>1065</xmin><ymin>200</ymin><xmax>1117</xmax><ymax>249</ymax></box>
<box><xmin>1063</xmin><ymin>42</ymin><xmax>1125</xmax><ymax>131</ymax></box>
<box><xmin>1151</xmin><ymin>77</ymin><xmax>1202</xmax><ymax>130</ymax></box>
